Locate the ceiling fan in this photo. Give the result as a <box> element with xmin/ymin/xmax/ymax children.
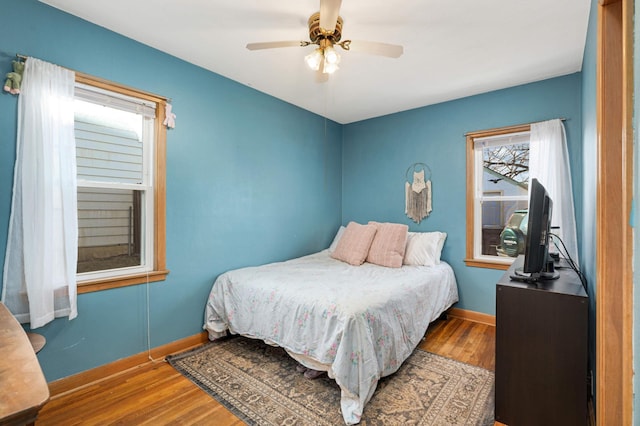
<box><xmin>246</xmin><ymin>0</ymin><xmax>403</xmax><ymax>81</ymax></box>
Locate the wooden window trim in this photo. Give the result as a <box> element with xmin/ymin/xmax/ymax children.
<box><xmin>464</xmin><ymin>123</ymin><xmax>531</xmax><ymax>270</ymax></box>
<box><xmin>75</xmin><ymin>73</ymin><xmax>169</xmax><ymax>294</ymax></box>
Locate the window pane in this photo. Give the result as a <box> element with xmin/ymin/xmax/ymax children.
<box><xmin>77</xmin><ymin>188</ymin><xmax>143</xmax><ymax>273</ymax></box>
<box><xmin>482</xmin><ymin>143</ymin><xmax>529</xmax><ymax>192</ymax></box>
<box><xmin>479</xmin><ymin>142</ymin><xmax>530</xmax><ymax>257</ymax></box>
<box><xmin>481</xmin><ymin>199</ymin><xmax>528</xmax><ymax>256</ymax></box>
<box><xmin>75</xmin><ymin>99</ymin><xmax>143</xmax><ymax>139</ymax></box>
<box><xmin>75</xmin><ymin>100</ymin><xmax>144</xmax><ymax>185</ymax></box>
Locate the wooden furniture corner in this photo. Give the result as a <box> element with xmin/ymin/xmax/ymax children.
<box><xmin>0</xmin><ymin>302</ymin><xmax>50</xmax><ymax>426</ymax></box>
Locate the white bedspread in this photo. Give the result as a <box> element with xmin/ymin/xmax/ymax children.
<box><xmin>204</xmin><ymin>250</ymin><xmax>458</xmax><ymax>424</ymax></box>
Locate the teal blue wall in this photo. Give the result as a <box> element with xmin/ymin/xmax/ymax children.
<box><xmin>0</xmin><ymin>0</ymin><xmax>342</xmax><ymax>381</ymax></box>
<box><xmin>581</xmin><ymin>0</ymin><xmax>598</xmax><ymax>403</ymax></box>
<box><xmin>342</xmin><ymin>75</ymin><xmax>583</xmax><ymax>315</ymax></box>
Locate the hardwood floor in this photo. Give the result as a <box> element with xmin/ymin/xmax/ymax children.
<box><xmin>422</xmin><ymin>315</ymin><xmax>495</xmax><ymax>371</ymax></box>
<box><xmin>36</xmin><ymin>317</ymin><xmax>495</xmax><ymax>425</ymax></box>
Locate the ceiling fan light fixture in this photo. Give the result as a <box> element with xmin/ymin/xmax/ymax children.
<box><xmin>321</xmin><ymin>44</ymin><xmax>340</xmax><ymax>74</ymax></box>
<box><xmin>305</xmin><ymin>48</ymin><xmax>324</xmax><ymax>71</ymax></box>
<box><xmin>323</xmin><ymin>59</ymin><xmax>339</xmax><ymax>74</ymax></box>
<box><xmin>247</xmin><ymin>2</ymin><xmax>403</xmax><ymax>80</ymax></box>
<box><xmin>323</xmin><ymin>45</ymin><xmax>340</xmax><ymax>65</ymax></box>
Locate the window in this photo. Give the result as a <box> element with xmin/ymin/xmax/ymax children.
<box><xmin>465</xmin><ymin>124</ymin><xmax>531</xmax><ymax>269</ymax></box>
<box><xmin>74</xmin><ymin>74</ymin><xmax>168</xmax><ymax>293</ymax></box>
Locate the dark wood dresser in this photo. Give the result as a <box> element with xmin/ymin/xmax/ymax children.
<box><xmin>495</xmin><ymin>256</ymin><xmax>588</xmax><ymax>425</ymax></box>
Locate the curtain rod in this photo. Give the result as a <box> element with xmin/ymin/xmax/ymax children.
<box><xmin>464</xmin><ymin>118</ymin><xmax>568</xmax><ymax>137</ymax></box>
<box><xmin>14</xmin><ymin>53</ymin><xmax>171</xmax><ymax>103</ymax></box>
<box><xmin>530</xmin><ymin>117</ymin><xmax>568</xmax><ymax>124</ymax></box>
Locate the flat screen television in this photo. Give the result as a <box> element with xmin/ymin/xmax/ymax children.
<box><xmin>510</xmin><ymin>178</ymin><xmax>559</xmax><ymax>282</ymax></box>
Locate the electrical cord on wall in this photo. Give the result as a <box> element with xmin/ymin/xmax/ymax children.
<box><xmin>550</xmin><ymin>233</ymin><xmax>588</xmax><ymax>296</ymax></box>
<box><xmin>146</xmin><ymin>271</ymin><xmax>163</xmax><ymax>363</ymax></box>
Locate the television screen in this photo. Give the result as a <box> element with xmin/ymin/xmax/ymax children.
<box><xmin>511</xmin><ymin>178</ymin><xmax>558</xmax><ymax>282</ymax></box>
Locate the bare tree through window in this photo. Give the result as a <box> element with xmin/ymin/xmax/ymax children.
<box><xmin>483</xmin><ymin>143</ymin><xmax>529</xmax><ymax>183</ymax></box>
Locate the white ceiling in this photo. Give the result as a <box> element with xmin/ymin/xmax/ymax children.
<box><xmin>40</xmin><ymin>0</ymin><xmax>591</xmax><ymax>124</ymax></box>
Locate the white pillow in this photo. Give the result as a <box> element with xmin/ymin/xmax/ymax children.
<box><xmin>403</xmin><ymin>231</ymin><xmax>447</xmax><ymax>266</ymax></box>
<box><xmin>328</xmin><ymin>226</ymin><xmax>346</xmax><ymax>253</ymax></box>
<box><xmin>435</xmin><ymin>232</ymin><xmax>447</xmax><ymax>264</ymax></box>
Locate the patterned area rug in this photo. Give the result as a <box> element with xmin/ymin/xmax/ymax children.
<box><xmin>167</xmin><ymin>336</ymin><xmax>495</xmax><ymax>425</ymax></box>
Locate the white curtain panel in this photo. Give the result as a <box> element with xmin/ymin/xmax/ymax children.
<box><xmin>529</xmin><ymin>119</ymin><xmax>579</xmax><ymax>265</ymax></box>
<box><xmin>2</xmin><ymin>58</ymin><xmax>78</xmax><ymax>328</ymax></box>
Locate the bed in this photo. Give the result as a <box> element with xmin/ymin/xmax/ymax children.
<box><xmin>204</xmin><ymin>227</ymin><xmax>458</xmax><ymax>425</ymax></box>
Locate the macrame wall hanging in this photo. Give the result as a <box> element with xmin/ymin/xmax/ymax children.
<box><xmin>405</xmin><ymin>163</ymin><xmax>432</xmax><ymax>223</ymax></box>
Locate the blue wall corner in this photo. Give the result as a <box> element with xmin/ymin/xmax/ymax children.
<box><xmin>341</xmin><ymin>74</ymin><xmax>583</xmax><ymax>315</ymax></box>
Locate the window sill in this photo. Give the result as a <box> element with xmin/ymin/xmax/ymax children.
<box><xmin>464</xmin><ymin>258</ymin><xmax>512</xmax><ymax>270</ymax></box>
<box><xmin>77</xmin><ymin>270</ymin><xmax>170</xmax><ymax>294</ymax></box>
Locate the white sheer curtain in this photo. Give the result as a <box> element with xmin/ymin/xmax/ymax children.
<box><xmin>2</xmin><ymin>58</ymin><xmax>78</xmax><ymax>328</ymax></box>
<box><xmin>529</xmin><ymin>119</ymin><xmax>579</xmax><ymax>265</ymax></box>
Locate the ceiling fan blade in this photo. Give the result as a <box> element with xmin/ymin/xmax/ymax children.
<box><xmin>246</xmin><ymin>41</ymin><xmax>305</xmax><ymax>51</ymax></box>
<box><xmin>346</xmin><ymin>40</ymin><xmax>404</xmax><ymax>58</ymax></box>
<box><xmin>319</xmin><ymin>0</ymin><xmax>342</xmax><ymax>32</ymax></box>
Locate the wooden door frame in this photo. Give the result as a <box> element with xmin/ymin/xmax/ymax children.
<box><xmin>595</xmin><ymin>0</ymin><xmax>633</xmax><ymax>424</ymax></box>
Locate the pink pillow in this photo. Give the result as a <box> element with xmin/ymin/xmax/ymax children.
<box><xmin>331</xmin><ymin>222</ymin><xmax>378</xmax><ymax>266</ymax></box>
<box><xmin>366</xmin><ymin>222</ymin><xmax>409</xmax><ymax>268</ymax></box>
